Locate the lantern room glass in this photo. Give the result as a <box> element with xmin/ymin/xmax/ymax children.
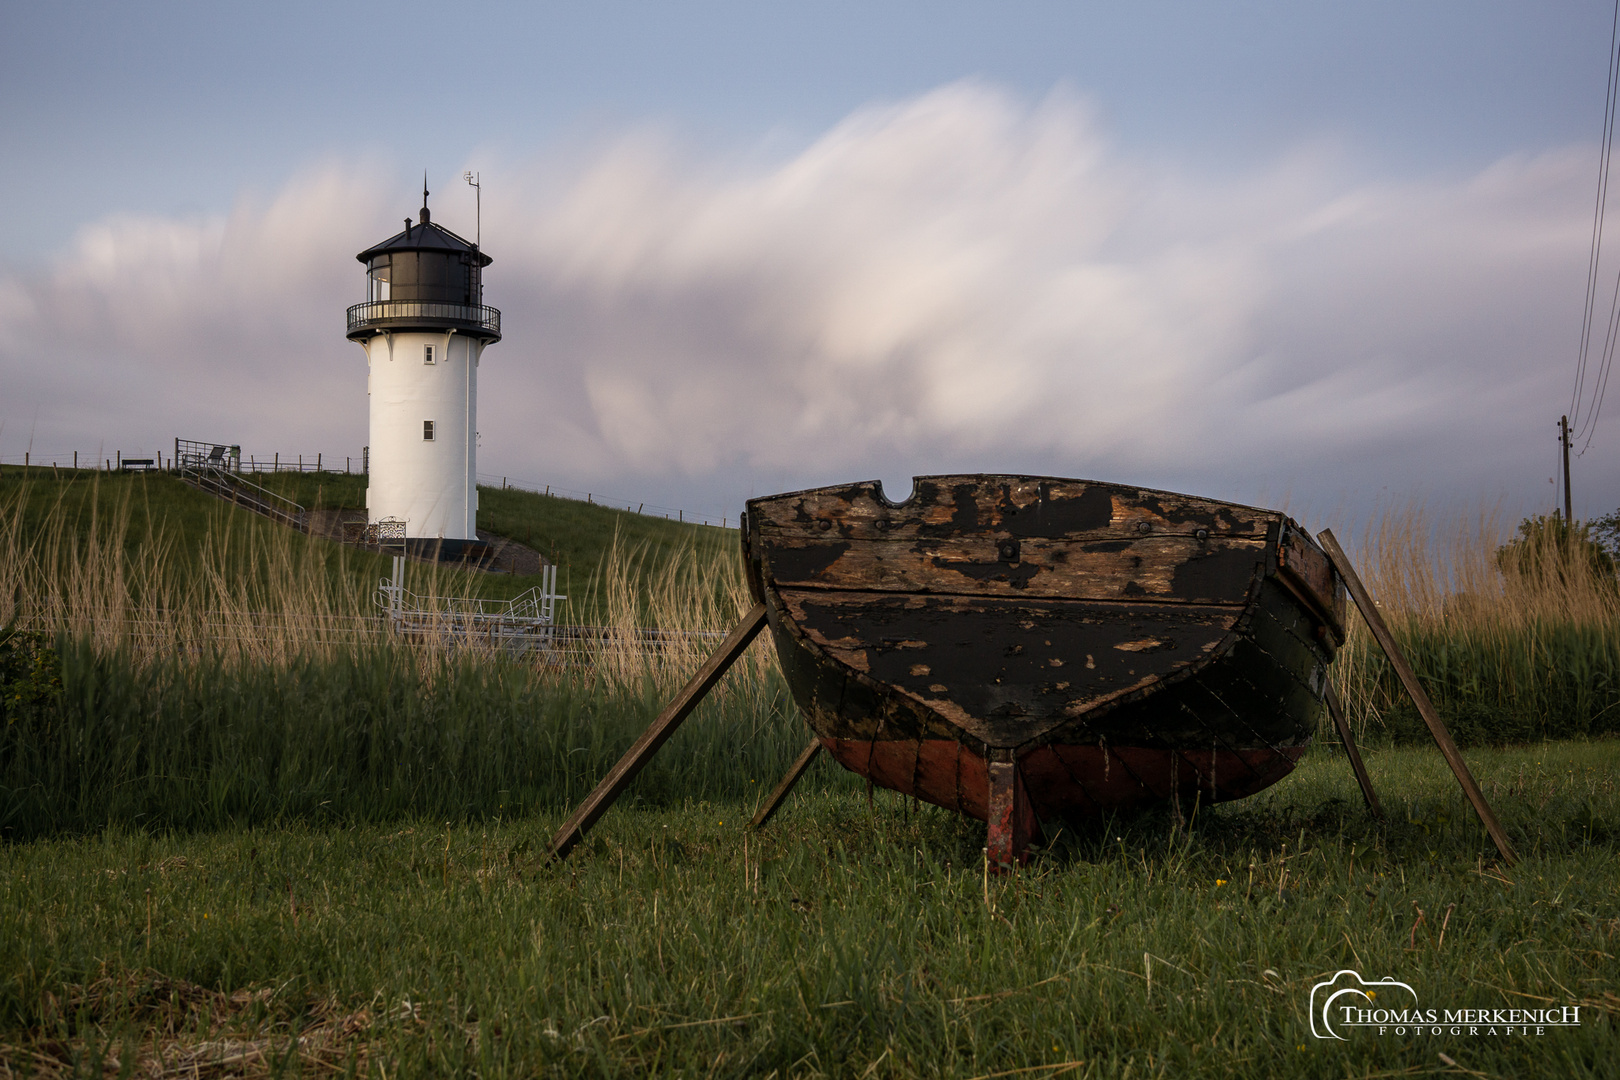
<box><xmin>368</xmin><ymin>258</ymin><xmax>391</xmax><ymax>302</ymax></box>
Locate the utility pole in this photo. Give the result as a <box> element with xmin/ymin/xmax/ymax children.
<box><xmin>1561</xmin><ymin>415</ymin><xmax>1573</xmax><ymax>524</ymax></box>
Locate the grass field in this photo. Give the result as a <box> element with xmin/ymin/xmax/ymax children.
<box><xmin>1</xmin><ymin>473</ymin><xmax>1618</xmax><ymax>1075</ymax></box>
<box><xmin>0</xmin><ymin>466</ymin><xmax>735</xmax><ymax>642</ymax></box>
<box><xmin>2</xmin><ymin>740</ymin><xmax>1615</xmax><ymax>1078</ymax></box>
<box><xmin>1330</xmin><ymin>503</ymin><xmax>1620</xmax><ymax>747</ymax></box>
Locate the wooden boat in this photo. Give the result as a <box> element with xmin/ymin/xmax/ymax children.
<box><xmin>741</xmin><ymin>474</ymin><xmax>1346</xmax><ymax>865</ymax></box>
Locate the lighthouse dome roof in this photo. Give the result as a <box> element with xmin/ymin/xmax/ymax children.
<box><xmin>356</xmin><ymin>220</ymin><xmax>492</xmax><ymax>267</ymax></box>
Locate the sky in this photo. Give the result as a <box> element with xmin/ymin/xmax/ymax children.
<box><xmin>2</xmin><ymin>1</ymin><xmax>1617</xmax><ymax>532</ymax></box>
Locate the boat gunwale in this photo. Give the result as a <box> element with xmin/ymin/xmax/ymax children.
<box><xmin>745</xmin><ymin>472</ymin><xmax>1285</xmax><ymax>521</ymax></box>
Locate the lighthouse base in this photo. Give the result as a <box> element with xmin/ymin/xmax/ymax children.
<box><xmin>404</xmin><ymin>537</ymin><xmax>499</xmax><ymax>567</ymax></box>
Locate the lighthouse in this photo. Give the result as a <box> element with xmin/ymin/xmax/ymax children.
<box><xmin>346</xmin><ymin>181</ymin><xmax>500</xmax><ymax>552</ymax></box>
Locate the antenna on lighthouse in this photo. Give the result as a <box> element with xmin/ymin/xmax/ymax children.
<box><xmin>420</xmin><ymin>172</ymin><xmax>430</xmax><ymax>224</ymax></box>
<box><xmin>464</xmin><ymin>171</ymin><xmax>480</xmax><ymax>248</ymax></box>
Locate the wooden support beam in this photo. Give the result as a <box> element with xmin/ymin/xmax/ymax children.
<box><xmin>1324</xmin><ymin>684</ymin><xmax>1383</xmax><ymax>820</ymax></box>
<box><xmin>985</xmin><ymin>751</ymin><xmax>1041</xmax><ymax>871</ymax></box>
<box><xmin>547</xmin><ymin>602</ymin><xmax>769</xmax><ymax>862</ymax></box>
<box><xmin>1317</xmin><ymin>530</ymin><xmax>1517</xmax><ymax>865</ymax></box>
<box><xmin>748</xmin><ymin>737</ymin><xmax>823</xmax><ymax>831</ymax></box>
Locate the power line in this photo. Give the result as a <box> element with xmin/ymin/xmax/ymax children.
<box><xmin>1572</xmin><ymin>0</ymin><xmax>1620</xmax><ymax>450</ymax></box>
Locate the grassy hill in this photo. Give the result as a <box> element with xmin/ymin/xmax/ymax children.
<box><xmin>0</xmin><ymin>465</ymin><xmax>736</xmax><ymax>621</ymax></box>
<box><xmin>245</xmin><ymin>470</ymin><xmax>737</xmax><ymax>598</ymax></box>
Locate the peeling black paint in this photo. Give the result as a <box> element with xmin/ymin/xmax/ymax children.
<box><xmin>746</xmin><ymin>474</ymin><xmax>1330</xmax><ymax>772</ymax></box>
<box><xmin>770</xmin><ymin>541</ymin><xmax>851</xmax><ymax>582</ymax></box>
<box><xmin>1171</xmin><ymin>545</ymin><xmax>1262</xmax><ymax>599</ymax></box>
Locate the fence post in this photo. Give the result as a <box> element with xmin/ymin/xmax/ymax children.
<box><xmin>317</xmin><ymin>453</ymin><xmax>322</xmax><ymax>472</ymax></box>
<box><xmin>116</xmin><ymin>451</ymin><xmax>120</xmax><ymax>470</ymax></box>
<box><xmin>275</xmin><ymin>452</ymin><xmax>279</xmax><ymax>471</ymax></box>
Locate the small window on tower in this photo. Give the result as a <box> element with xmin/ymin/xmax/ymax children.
<box><xmin>423</xmin><ymin>420</ymin><xmax>435</xmax><ymax>441</ymax></box>
<box><xmin>424</xmin><ymin>344</ymin><xmax>435</xmax><ymax>365</ymax></box>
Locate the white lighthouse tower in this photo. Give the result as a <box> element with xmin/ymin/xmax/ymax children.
<box><xmin>346</xmin><ymin>182</ymin><xmax>499</xmax><ymax>554</ymax></box>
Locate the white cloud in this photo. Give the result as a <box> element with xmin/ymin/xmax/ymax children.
<box><xmin>0</xmin><ymin>82</ymin><xmax>1603</xmax><ymax>520</ymax></box>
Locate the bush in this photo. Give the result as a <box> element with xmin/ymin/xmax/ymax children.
<box><xmin>1495</xmin><ymin>513</ymin><xmax>1615</xmax><ymax>589</ymax></box>
<box><xmin>1377</xmin><ymin>698</ymin><xmax>1543</xmax><ymax>748</ymax></box>
<box><xmin>0</xmin><ymin>626</ymin><xmax>62</xmax><ymax>724</ymax></box>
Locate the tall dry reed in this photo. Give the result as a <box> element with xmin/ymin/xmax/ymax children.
<box><xmin>1327</xmin><ymin>500</ymin><xmax>1620</xmax><ymax>742</ymax></box>
<box><xmin>577</xmin><ymin>523</ymin><xmax>777</xmax><ymax>691</ymax></box>
<box><xmin>0</xmin><ymin>472</ymin><xmax>805</xmax><ymax>837</ymax></box>
<box><xmin>0</xmin><ymin>471</ymin><xmax>377</xmax><ymax>663</ymax></box>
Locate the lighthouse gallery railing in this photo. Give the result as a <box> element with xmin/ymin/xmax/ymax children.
<box><xmin>346</xmin><ymin>300</ymin><xmax>500</xmax><ymax>336</ymax></box>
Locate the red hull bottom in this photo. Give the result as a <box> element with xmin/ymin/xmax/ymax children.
<box><xmin>821</xmin><ymin>737</ymin><xmax>1307</xmax><ymax>867</ymax></box>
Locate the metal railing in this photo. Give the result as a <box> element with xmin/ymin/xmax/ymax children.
<box><xmin>347</xmin><ymin>301</ymin><xmax>500</xmax><ymax>336</ymax></box>
<box><xmin>175</xmin><ymin>438</ymin><xmax>239</xmax><ymax>472</ymax></box>
<box><xmin>347</xmin><ymin>518</ymin><xmax>406</xmax><ymax>552</ymax></box>
<box><xmin>376</xmin><ymin>557</ymin><xmax>567</xmax><ymax>647</ymax></box>
<box><xmin>175</xmin><ymin>437</ymin><xmax>307</xmax><ymax>531</ymax></box>
<box><xmin>372</xmin><ymin>558</ymin><xmax>726</xmax><ymax>661</ymax></box>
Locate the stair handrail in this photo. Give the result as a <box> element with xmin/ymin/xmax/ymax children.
<box><xmin>175</xmin><ymin>437</ymin><xmax>307</xmax><ymax>529</ymax></box>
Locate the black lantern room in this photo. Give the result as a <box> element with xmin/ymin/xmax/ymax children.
<box><xmin>345</xmin><ymin>184</ymin><xmax>501</xmax><ymax>342</ymax></box>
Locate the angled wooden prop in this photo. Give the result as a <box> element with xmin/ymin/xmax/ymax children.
<box><xmin>1324</xmin><ymin>684</ymin><xmax>1384</xmax><ymax>820</ymax></box>
<box><xmin>748</xmin><ymin>737</ymin><xmax>823</xmax><ymax>831</ymax></box>
<box><xmin>548</xmin><ymin>602</ymin><xmax>769</xmax><ymax>862</ymax></box>
<box><xmin>1317</xmin><ymin>530</ymin><xmax>1517</xmax><ymax>865</ymax></box>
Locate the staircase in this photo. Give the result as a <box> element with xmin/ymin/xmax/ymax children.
<box><xmin>175</xmin><ymin>439</ymin><xmax>308</xmax><ymax>531</ymax></box>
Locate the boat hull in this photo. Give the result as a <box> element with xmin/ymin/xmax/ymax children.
<box><xmin>743</xmin><ymin>475</ymin><xmax>1344</xmax><ymax>863</ymax></box>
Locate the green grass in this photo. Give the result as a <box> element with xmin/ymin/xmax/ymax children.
<box><xmin>1328</xmin><ymin>504</ymin><xmax>1620</xmax><ymax>748</ymax></box>
<box><xmin>0</xmin><ymin>637</ymin><xmax>804</xmax><ymax>841</ymax></box>
<box><xmin>475</xmin><ymin>485</ymin><xmax>736</xmax><ymax>604</ymax></box>
<box><xmin>2</xmin><ymin>740</ymin><xmax>1614</xmax><ymax>1078</ymax></box>
<box><xmin>1342</xmin><ymin>618</ymin><xmax>1620</xmax><ymax>747</ymax></box>
<box><xmin>244</xmin><ymin>471</ymin><xmax>739</xmax><ymax>594</ymax></box>
<box><xmin>248</xmin><ymin>471</ymin><xmax>370</xmax><ymax>512</ymax></box>
<box><xmin>0</xmin><ymin>467</ymin><xmax>731</xmax><ymax>615</ymax></box>
<box><xmin>0</xmin><ymin>467</ymin><xmax>399</xmax><ymax>611</ymax></box>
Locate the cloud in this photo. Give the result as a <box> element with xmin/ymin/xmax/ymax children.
<box><xmin>0</xmin><ymin>82</ymin><xmax>1602</xmax><ymax>520</ymax></box>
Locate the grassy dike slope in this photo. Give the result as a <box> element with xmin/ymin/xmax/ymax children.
<box><xmin>247</xmin><ymin>470</ymin><xmax>737</xmax><ymax>592</ymax></box>
<box><xmin>0</xmin><ymin>466</ymin><xmax>732</xmax><ymax>614</ymax></box>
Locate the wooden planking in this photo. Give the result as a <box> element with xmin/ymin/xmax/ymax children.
<box><xmin>749</xmin><ymin>476</ymin><xmax>1277</xmax><ymax>544</ymax></box>
<box><xmin>777</xmin><ymin>588</ymin><xmax>1240</xmax><ymax>748</ymax></box>
<box><xmin>1278</xmin><ymin>524</ymin><xmax>1347</xmax><ymax>637</ymax></box>
<box><xmin>762</xmin><ymin>532</ymin><xmax>1267</xmax><ymax>604</ymax></box>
